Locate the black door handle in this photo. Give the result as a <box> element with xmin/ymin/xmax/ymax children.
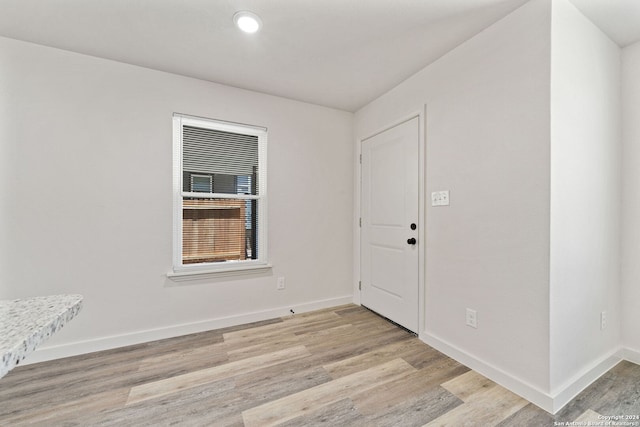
<box><xmin>407</xmin><ymin>238</ymin><xmax>416</xmax><ymax>245</ymax></box>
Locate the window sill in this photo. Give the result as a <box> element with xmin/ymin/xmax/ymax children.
<box><xmin>167</xmin><ymin>263</ymin><xmax>272</xmax><ymax>282</ymax></box>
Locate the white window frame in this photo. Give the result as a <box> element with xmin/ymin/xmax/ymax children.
<box><xmin>168</xmin><ymin>113</ymin><xmax>270</xmax><ymax>280</ymax></box>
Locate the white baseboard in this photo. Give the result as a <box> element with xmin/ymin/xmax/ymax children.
<box><xmin>23</xmin><ymin>295</ymin><xmax>354</xmax><ymax>365</ymax></box>
<box><xmin>550</xmin><ymin>348</ymin><xmax>623</xmax><ymax>413</ymax></box>
<box><xmin>24</xmin><ymin>297</ymin><xmax>637</xmax><ymax>413</ymax></box>
<box><xmin>420</xmin><ymin>331</ymin><xmax>554</xmax><ymax>412</ymax></box>
<box><xmin>420</xmin><ymin>332</ymin><xmax>624</xmax><ymax>414</ymax></box>
<box><xmin>623</xmin><ymin>347</ymin><xmax>640</xmax><ymax>365</ymax></box>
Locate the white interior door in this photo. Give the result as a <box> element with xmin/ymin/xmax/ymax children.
<box><xmin>361</xmin><ymin>116</ymin><xmax>419</xmax><ymax>332</ymax></box>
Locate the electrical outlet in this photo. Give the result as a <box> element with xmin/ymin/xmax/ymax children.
<box><xmin>466</xmin><ymin>308</ymin><xmax>477</xmax><ymax>329</ymax></box>
<box><xmin>601</xmin><ymin>311</ymin><xmax>607</xmax><ymax>330</ymax></box>
<box><xmin>277</xmin><ymin>277</ymin><xmax>285</xmax><ymax>290</ymax></box>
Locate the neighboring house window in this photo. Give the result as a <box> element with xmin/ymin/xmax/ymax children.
<box><xmin>190</xmin><ymin>174</ymin><xmax>212</xmax><ymax>193</ymax></box>
<box><xmin>172</xmin><ymin>114</ymin><xmax>268</xmax><ymax>275</ymax></box>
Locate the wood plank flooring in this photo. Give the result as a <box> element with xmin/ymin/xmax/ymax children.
<box><xmin>1</xmin><ymin>304</ymin><xmax>639</xmax><ymax>426</ymax></box>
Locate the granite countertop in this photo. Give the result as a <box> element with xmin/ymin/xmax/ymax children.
<box><xmin>0</xmin><ymin>294</ymin><xmax>83</xmax><ymax>379</ymax></box>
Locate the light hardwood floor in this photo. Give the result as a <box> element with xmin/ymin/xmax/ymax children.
<box><xmin>1</xmin><ymin>305</ymin><xmax>639</xmax><ymax>426</ymax></box>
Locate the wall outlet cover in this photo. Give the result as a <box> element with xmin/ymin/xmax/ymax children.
<box><xmin>466</xmin><ymin>308</ymin><xmax>477</xmax><ymax>329</ymax></box>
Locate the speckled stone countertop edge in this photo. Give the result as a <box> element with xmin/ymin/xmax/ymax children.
<box><xmin>0</xmin><ymin>294</ymin><xmax>83</xmax><ymax>379</ymax></box>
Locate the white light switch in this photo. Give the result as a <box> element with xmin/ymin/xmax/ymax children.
<box><xmin>431</xmin><ymin>190</ymin><xmax>450</xmax><ymax>206</ymax></box>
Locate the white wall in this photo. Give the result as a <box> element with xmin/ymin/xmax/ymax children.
<box><xmin>0</xmin><ymin>36</ymin><xmax>354</xmax><ymax>361</ymax></box>
<box><xmin>356</xmin><ymin>0</ymin><xmax>552</xmax><ymax>398</ymax></box>
<box><xmin>549</xmin><ymin>0</ymin><xmax>622</xmax><ymax>400</ymax></box>
<box><xmin>622</xmin><ymin>40</ymin><xmax>640</xmax><ymax>361</ymax></box>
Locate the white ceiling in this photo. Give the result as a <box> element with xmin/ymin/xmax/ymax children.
<box><xmin>0</xmin><ymin>0</ymin><xmax>638</xmax><ymax>112</ymax></box>
<box><xmin>570</xmin><ymin>0</ymin><xmax>640</xmax><ymax>47</ymax></box>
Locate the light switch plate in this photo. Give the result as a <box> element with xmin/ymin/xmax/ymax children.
<box><xmin>431</xmin><ymin>190</ymin><xmax>450</xmax><ymax>206</ymax></box>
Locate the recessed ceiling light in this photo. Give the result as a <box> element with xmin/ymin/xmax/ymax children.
<box><xmin>233</xmin><ymin>11</ymin><xmax>262</xmax><ymax>34</ymax></box>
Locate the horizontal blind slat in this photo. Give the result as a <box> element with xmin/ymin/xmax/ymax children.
<box><xmin>183</xmin><ymin>126</ymin><xmax>258</xmax><ymax>176</ymax></box>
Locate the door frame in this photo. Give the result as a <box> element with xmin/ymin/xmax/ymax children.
<box><xmin>354</xmin><ymin>108</ymin><xmax>426</xmax><ymax>335</ymax></box>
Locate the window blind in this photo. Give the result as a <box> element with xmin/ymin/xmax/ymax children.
<box><xmin>183</xmin><ymin>126</ymin><xmax>258</xmax><ymax>183</ymax></box>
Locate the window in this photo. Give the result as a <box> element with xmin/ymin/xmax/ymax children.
<box><xmin>171</xmin><ymin>114</ymin><xmax>268</xmax><ymax>277</ymax></box>
<box><xmin>190</xmin><ymin>175</ymin><xmax>212</xmax><ymax>193</ymax></box>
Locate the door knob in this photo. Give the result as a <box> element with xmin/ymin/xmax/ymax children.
<box><xmin>407</xmin><ymin>238</ymin><xmax>416</xmax><ymax>245</ymax></box>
